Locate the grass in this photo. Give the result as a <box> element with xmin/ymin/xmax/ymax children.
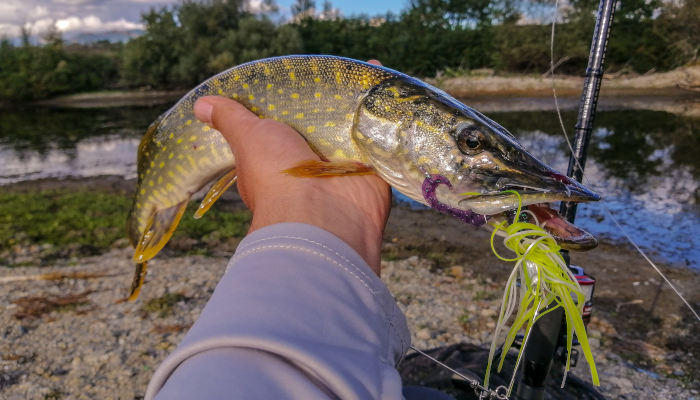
<box><xmin>0</xmin><ymin>189</ymin><xmax>131</xmax><ymax>261</ymax></box>
<box><xmin>0</xmin><ymin>188</ymin><xmax>251</xmax><ymax>265</ymax></box>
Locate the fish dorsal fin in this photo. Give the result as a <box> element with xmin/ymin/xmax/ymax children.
<box><xmin>133</xmin><ymin>200</ymin><xmax>188</xmax><ymax>264</ymax></box>
<box><xmin>284</xmin><ymin>160</ymin><xmax>374</xmax><ymax>177</ymax></box>
<box><xmin>194</xmin><ymin>168</ymin><xmax>237</xmax><ymax>219</ymax></box>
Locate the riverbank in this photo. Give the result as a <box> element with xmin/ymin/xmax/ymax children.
<box><xmin>33</xmin><ymin>66</ymin><xmax>700</xmax><ymax>117</ymax></box>
<box><xmin>0</xmin><ymin>177</ymin><xmax>698</xmax><ymax>399</ymax></box>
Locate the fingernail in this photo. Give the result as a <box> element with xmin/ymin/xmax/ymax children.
<box><xmin>194</xmin><ymin>98</ymin><xmax>214</xmax><ymax>123</ymax></box>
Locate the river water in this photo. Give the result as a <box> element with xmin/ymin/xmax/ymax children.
<box><xmin>0</xmin><ymin>102</ymin><xmax>697</xmax><ymax>267</ymax></box>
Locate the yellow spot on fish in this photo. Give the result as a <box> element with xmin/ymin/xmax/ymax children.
<box><xmin>234</xmin><ymin>75</ymin><xmax>240</xmax><ymax>81</ymax></box>
<box><xmin>277</xmin><ymin>88</ymin><xmax>284</xmax><ymax>94</ymax></box>
<box><xmin>167</xmin><ymin>171</ymin><xmax>175</xmax><ymax>178</ymax></box>
<box><xmin>306</xmin><ymin>126</ymin><xmax>316</xmax><ymax>134</ymax></box>
<box><xmin>335</xmin><ymin>70</ymin><xmax>342</xmax><ymax>84</ymax></box>
<box><xmin>282</xmin><ymin>111</ymin><xmax>289</xmax><ymax>116</ymax></box>
<box><xmin>233</xmin><ymin>93</ymin><xmax>239</xmax><ymax>99</ymax></box>
<box><xmin>202</xmin><ymin>126</ymin><xmax>211</xmax><ymax>132</ymax></box>
<box><xmin>324</xmin><ymin>121</ymin><xmax>336</xmax><ymax>127</ymax></box>
<box><xmin>319</xmin><ymin>138</ymin><xmax>330</xmax><ymax>146</ymax></box>
<box><xmin>295</xmin><ymin>113</ymin><xmax>304</xmax><ymax>119</ymax></box>
<box><xmin>334</xmin><ymin>94</ymin><xmax>342</xmax><ymax>100</ymax></box>
<box><xmin>178</xmin><ymin>154</ymin><xmax>185</xmax><ymax>160</ymax></box>
<box><xmin>217</xmin><ymin>88</ymin><xmax>223</xmax><ymax>95</ymax></box>
<box><xmin>314</xmin><ymin>77</ymin><xmax>321</xmax><ymax>83</ymax></box>
<box><xmin>169</xmin><ymin>132</ymin><xmax>174</xmax><ymax>139</ymax></box>
<box><xmin>189</xmin><ymin>135</ymin><xmax>197</xmax><ymax>142</ymax></box>
<box><xmin>333</xmin><ymin>149</ymin><xmax>347</xmax><ymax>158</ymax></box>
<box><xmin>345</xmin><ymin>113</ymin><xmax>354</xmax><ymax>120</ymax></box>
<box><xmin>289</xmin><ymin>71</ymin><xmax>296</xmax><ymax>80</ymax></box>
<box><xmin>417</xmin><ymin>156</ymin><xmax>431</xmax><ymax>165</ymax></box>
<box><xmin>313</xmin><ymin>108</ymin><xmax>320</xmax><ymax>113</ymax></box>
<box><xmin>248</xmin><ymin>94</ymin><xmax>255</xmax><ymax>101</ymax></box>
<box><xmin>254</xmin><ymin>79</ymin><xmax>259</xmax><ymax>84</ymax></box>
<box><xmin>177</xmin><ymin>138</ymin><xmax>183</xmax><ymax>144</ymax></box>
<box><xmin>326</xmin><ymin>107</ymin><xmax>336</xmax><ymax>112</ymax></box>
<box><xmin>242</xmin><ymin>83</ymin><xmax>249</xmax><ymax>89</ymax></box>
<box><xmin>291</xmin><ymin>93</ymin><xmax>299</xmax><ymax>99</ymax></box>
<box><xmin>266</xmin><ymin>83</ymin><xmax>273</xmax><ymax>90</ymax></box>
<box><xmin>268</xmin><ymin>104</ymin><xmax>276</xmax><ymax>111</ymax></box>
<box><xmin>187</xmin><ymin>155</ymin><xmax>197</xmax><ymax>169</ymax></box>
<box><xmin>140</xmin><ymin>189</ymin><xmax>146</xmax><ymax>195</ymax></box>
<box><xmin>251</xmin><ymin>106</ymin><xmax>258</xmax><ymax>112</ymax></box>
<box><xmin>314</xmin><ymin>92</ymin><xmax>322</xmax><ymax>99</ymax></box>
<box><xmin>186</xmin><ymin>119</ymin><xmax>192</xmax><ymax>126</ymax></box>
<box><xmin>356</xmin><ymin>131</ymin><xmax>365</xmax><ymax>139</ymax></box>
<box><xmin>150</xmin><ymin>161</ymin><xmax>155</xmax><ymax>167</ymax></box>
<box><xmin>159</xmin><ymin>162</ymin><xmax>165</xmax><ymax>168</ymax></box>
<box><xmin>157</xmin><ymin>176</ymin><xmax>163</xmax><ymax>184</ymax></box>
<box><xmin>166</xmin><ymin>183</ymin><xmax>174</xmax><ymax>191</ymax></box>
<box><xmin>176</xmin><ymin>165</ymin><xmax>186</xmax><ymax>174</ymax></box>
<box><xmin>148</xmin><ymin>180</ymin><xmax>154</xmax><ymax>187</ymax></box>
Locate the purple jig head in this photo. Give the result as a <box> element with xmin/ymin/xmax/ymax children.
<box><xmin>421</xmin><ymin>174</ymin><xmax>487</xmax><ymax>227</ymax></box>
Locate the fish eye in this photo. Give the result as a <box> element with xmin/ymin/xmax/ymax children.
<box><xmin>456</xmin><ymin>124</ymin><xmax>483</xmax><ymax>154</ymax></box>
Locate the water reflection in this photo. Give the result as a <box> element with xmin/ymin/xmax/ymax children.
<box><xmin>0</xmin><ymin>106</ymin><xmax>164</xmax><ymax>154</ymax></box>
<box><xmin>491</xmin><ymin>110</ymin><xmax>698</xmax><ymax>267</ymax></box>
<box><xmin>0</xmin><ymin>106</ymin><xmax>166</xmax><ymax>184</ymax></box>
<box><xmin>0</xmin><ymin>106</ymin><xmax>697</xmax><ymax>266</ymax></box>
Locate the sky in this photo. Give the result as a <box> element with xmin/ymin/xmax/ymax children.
<box><xmin>0</xmin><ymin>0</ymin><xmax>409</xmax><ymax>40</ymax></box>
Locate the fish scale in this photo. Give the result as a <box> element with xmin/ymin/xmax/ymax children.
<box><xmin>125</xmin><ymin>55</ymin><xmax>600</xmax><ymax>300</ymax></box>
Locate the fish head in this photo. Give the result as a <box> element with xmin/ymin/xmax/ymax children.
<box><xmin>357</xmin><ymin>77</ymin><xmax>600</xmax><ymax>249</ymax></box>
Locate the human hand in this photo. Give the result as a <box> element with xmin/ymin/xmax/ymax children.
<box><xmin>193</xmin><ymin>69</ymin><xmax>391</xmax><ymax>275</ymax></box>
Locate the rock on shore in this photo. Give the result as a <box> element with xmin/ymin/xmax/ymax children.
<box><xmin>1</xmin><ymin>248</ymin><xmax>696</xmax><ymax>399</ymax></box>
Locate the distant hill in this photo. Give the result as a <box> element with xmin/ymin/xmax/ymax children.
<box><xmin>64</xmin><ymin>29</ymin><xmax>144</xmax><ymax>44</ymax></box>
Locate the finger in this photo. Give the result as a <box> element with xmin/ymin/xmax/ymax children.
<box><xmin>367</xmin><ymin>59</ymin><xmax>382</xmax><ymax>66</ymax></box>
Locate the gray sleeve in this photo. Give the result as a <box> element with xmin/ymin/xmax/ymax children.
<box><xmin>145</xmin><ymin>223</ymin><xmax>411</xmax><ymax>400</ymax></box>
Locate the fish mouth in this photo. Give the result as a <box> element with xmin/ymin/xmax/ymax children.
<box><xmin>458</xmin><ymin>183</ymin><xmax>600</xmax><ymax>251</ymax></box>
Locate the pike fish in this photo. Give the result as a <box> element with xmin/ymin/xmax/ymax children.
<box><xmin>126</xmin><ymin>55</ymin><xmax>600</xmax><ymax>300</ymax></box>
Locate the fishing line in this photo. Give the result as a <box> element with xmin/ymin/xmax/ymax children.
<box><xmin>547</xmin><ymin>0</ymin><xmax>699</xmax><ymax>322</ymax></box>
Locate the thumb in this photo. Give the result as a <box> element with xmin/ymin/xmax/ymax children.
<box><xmin>193</xmin><ymin>95</ymin><xmax>319</xmax><ymax>169</ymax></box>
<box><xmin>194</xmin><ymin>96</ymin><xmax>262</xmax><ymax>154</ymax></box>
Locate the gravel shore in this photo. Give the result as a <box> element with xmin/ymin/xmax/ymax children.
<box><xmin>1</xmin><ymin>242</ymin><xmax>697</xmax><ymax>399</ymax></box>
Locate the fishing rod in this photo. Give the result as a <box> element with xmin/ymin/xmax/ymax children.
<box><xmin>514</xmin><ymin>0</ymin><xmax>618</xmax><ymax>399</ymax></box>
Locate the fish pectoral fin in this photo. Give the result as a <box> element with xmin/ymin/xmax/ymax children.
<box><xmin>194</xmin><ymin>168</ymin><xmax>237</xmax><ymax>219</ymax></box>
<box><xmin>133</xmin><ymin>200</ymin><xmax>188</xmax><ymax>264</ymax></box>
<box><xmin>115</xmin><ymin>262</ymin><xmax>148</xmax><ymax>303</ymax></box>
<box><xmin>284</xmin><ymin>160</ymin><xmax>374</xmax><ymax>177</ymax></box>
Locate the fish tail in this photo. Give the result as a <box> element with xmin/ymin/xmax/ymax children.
<box><xmin>128</xmin><ymin>262</ymin><xmax>148</xmax><ymax>301</ymax></box>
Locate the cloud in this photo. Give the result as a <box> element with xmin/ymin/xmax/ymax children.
<box><xmin>55</xmin><ymin>15</ymin><xmax>143</xmax><ymax>32</ymax></box>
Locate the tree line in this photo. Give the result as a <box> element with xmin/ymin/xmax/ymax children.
<box><xmin>0</xmin><ymin>0</ymin><xmax>697</xmax><ymax>103</ymax></box>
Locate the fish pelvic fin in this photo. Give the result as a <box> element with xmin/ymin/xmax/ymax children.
<box><xmin>133</xmin><ymin>200</ymin><xmax>188</xmax><ymax>264</ymax></box>
<box><xmin>194</xmin><ymin>168</ymin><xmax>237</xmax><ymax>219</ymax></box>
<box><xmin>284</xmin><ymin>160</ymin><xmax>374</xmax><ymax>177</ymax></box>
